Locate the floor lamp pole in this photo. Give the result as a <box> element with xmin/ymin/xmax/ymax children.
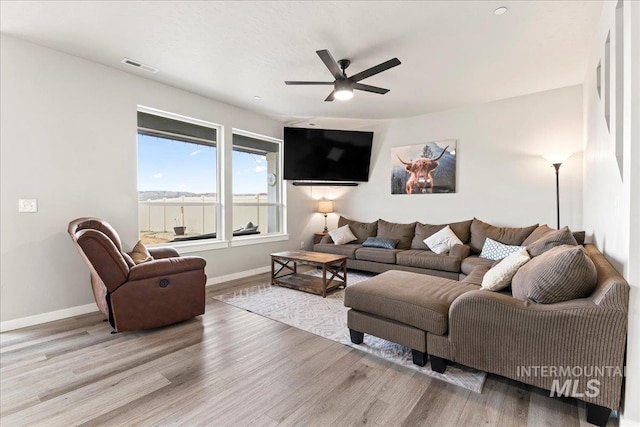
<box><xmin>553</xmin><ymin>163</ymin><xmax>561</xmax><ymax>229</ymax></box>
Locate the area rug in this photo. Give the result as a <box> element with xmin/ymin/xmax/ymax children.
<box><xmin>213</xmin><ymin>270</ymin><xmax>486</xmax><ymax>393</ymax></box>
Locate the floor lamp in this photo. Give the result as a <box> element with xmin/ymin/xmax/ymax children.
<box><xmin>543</xmin><ymin>154</ymin><xmax>571</xmax><ymax>229</ymax></box>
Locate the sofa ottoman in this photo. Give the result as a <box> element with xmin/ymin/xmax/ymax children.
<box><xmin>344</xmin><ymin>270</ymin><xmax>478</xmax><ymax>368</ymax></box>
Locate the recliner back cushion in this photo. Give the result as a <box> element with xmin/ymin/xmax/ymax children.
<box><xmin>411</xmin><ymin>219</ymin><xmax>473</xmax><ymax>249</ymax></box>
<box><xmin>377</xmin><ymin>219</ymin><xmax>416</xmax><ymax>249</ymax></box>
<box><xmin>469</xmin><ymin>218</ymin><xmax>538</xmax><ymax>254</ymax></box>
<box><xmin>338</xmin><ymin>216</ymin><xmax>378</xmax><ymax>244</ymax></box>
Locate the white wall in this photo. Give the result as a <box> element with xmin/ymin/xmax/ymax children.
<box><xmin>319</xmin><ymin>86</ymin><xmax>584</xmax><ymax>231</ymax></box>
<box><xmin>0</xmin><ymin>35</ymin><xmax>315</xmax><ymax>323</ymax></box>
<box><xmin>583</xmin><ymin>1</ymin><xmax>640</xmax><ymax>425</ymax></box>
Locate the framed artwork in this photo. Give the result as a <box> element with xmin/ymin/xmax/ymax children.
<box><xmin>391</xmin><ymin>140</ymin><xmax>457</xmax><ymax>194</ymax></box>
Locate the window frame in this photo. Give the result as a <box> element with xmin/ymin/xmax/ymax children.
<box><xmin>136</xmin><ymin>105</ymin><xmax>225</xmax><ymax>251</ymax></box>
<box><xmin>230</xmin><ymin>128</ymin><xmax>287</xmax><ymax>244</ymax></box>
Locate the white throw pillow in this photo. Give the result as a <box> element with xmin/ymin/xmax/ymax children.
<box><xmin>480</xmin><ymin>237</ymin><xmax>524</xmax><ymax>261</ymax></box>
<box><xmin>424</xmin><ymin>225</ymin><xmax>463</xmax><ymax>254</ymax></box>
<box><xmin>329</xmin><ymin>225</ymin><xmax>357</xmax><ymax>245</ymax></box>
<box><xmin>481</xmin><ymin>247</ymin><xmax>531</xmax><ymax>291</ymax></box>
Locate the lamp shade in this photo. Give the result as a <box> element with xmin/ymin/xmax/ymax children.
<box><xmin>542</xmin><ymin>153</ymin><xmax>572</xmax><ymax>165</ymax></box>
<box><xmin>318</xmin><ymin>200</ymin><xmax>334</xmax><ymax>214</ymax></box>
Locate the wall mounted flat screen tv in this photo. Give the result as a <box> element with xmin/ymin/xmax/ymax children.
<box><xmin>283</xmin><ymin>127</ymin><xmax>374</xmax><ymax>182</ymax></box>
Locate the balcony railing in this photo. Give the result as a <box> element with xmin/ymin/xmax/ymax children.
<box><xmin>138</xmin><ymin>195</ymin><xmax>278</xmax><ymax>244</ymax></box>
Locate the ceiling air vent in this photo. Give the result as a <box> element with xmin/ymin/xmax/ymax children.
<box><xmin>121</xmin><ymin>58</ymin><xmax>158</xmax><ymax>73</ymax></box>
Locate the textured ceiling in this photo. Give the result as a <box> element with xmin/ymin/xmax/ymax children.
<box><xmin>0</xmin><ymin>1</ymin><xmax>602</xmax><ymax>126</ymax></box>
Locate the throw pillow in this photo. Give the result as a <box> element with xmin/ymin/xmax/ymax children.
<box><xmin>526</xmin><ymin>226</ymin><xmax>577</xmax><ymax>257</ymax></box>
<box><xmin>130</xmin><ymin>240</ymin><xmax>153</xmax><ymax>264</ymax></box>
<box><xmin>424</xmin><ymin>225</ymin><xmax>463</xmax><ymax>254</ymax></box>
<box><xmin>362</xmin><ymin>237</ymin><xmax>400</xmax><ymax>249</ymax></box>
<box><xmin>479</xmin><ymin>237</ymin><xmax>524</xmax><ymax>261</ymax></box>
<box><xmin>469</xmin><ymin>218</ymin><xmax>538</xmax><ymax>254</ymax></box>
<box><xmin>329</xmin><ymin>225</ymin><xmax>358</xmax><ymax>245</ymax></box>
<box><xmin>337</xmin><ymin>216</ymin><xmax>378</xmax><ymax>243</ymax></box>
<box><xmin>481</xmin><ymin>248</ymin><xmax>531</xmax><ymax>291</ymax></box>
<box><xmin>511</xmin><ymin>245</ymin><xmax>598</xmax><ymax>304</ymax></box>
<box><xmin>377</xmin><ymin>219</ymin><xmax>416</xmax><ymax>249</ymax></box>
<box><xmin>411</xmin><ymin>219</ymin><xmax>473</xmax><ymax>249</ymax></box>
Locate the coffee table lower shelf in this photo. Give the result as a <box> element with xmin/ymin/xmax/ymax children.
<box><xmin>273</xmin><ymin>273</ymin><xmax>344</xmax><ymax>296</ymax></box>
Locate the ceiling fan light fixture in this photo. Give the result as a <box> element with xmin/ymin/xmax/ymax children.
<box><xmin>334</xmin><ymin>88</ymin><xmax>354</xmax><ymax>101</ymax></box>
<box><xmin>334</xmin><ymin>79</ymin><xmax>354</xmax><ymax>101</ymax></box>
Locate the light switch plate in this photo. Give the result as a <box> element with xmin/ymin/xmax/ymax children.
<box><xmin>18</xmin><ymin>199</ymin><xmax>38</xmax><ymax>213</ymax></box>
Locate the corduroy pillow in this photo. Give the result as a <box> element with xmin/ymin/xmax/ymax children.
<box><xmin>338</xmin><ymin>216</ymin><xmax>378</xmax><ymax>244</ymax></box>
<box><xmin>377</xmin><ymin>219</ymin><xmax>416</xmax><ymax>249</ymax></box>
<box><xmin>469</xmin><ymin>218</ymin><xmax>538</xmax><ymax>254</ymax></box>
<box><xmin>526</xmin><ymin>226</ymin><xmax>578</xmax><ymax>257</ymax></box>
<box><xmin>511</xmin><ymin>245</ymin><xmax>597</xmax><ymax>304</ymax></box>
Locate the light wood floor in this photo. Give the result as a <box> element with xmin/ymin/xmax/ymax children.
<box><xmin>0</xmin><ymin>272</ymin><xmax>617</xmax><ymax>427</ymax></box>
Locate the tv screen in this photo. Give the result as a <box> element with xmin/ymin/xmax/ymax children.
<box><xmin>283</xmin><ymin>127</ymin><xmax>373</xmax><ymax>182</ymax></box>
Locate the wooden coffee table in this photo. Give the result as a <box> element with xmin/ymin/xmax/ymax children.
<box><xmin>270</xmin><ymin>251</ymin><xmax>347</xmax><ymax>297</ymax></box>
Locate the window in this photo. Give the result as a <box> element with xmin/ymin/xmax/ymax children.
<box><xmin>137</xmin><ymin>109</ymin><xmax>221</xmax><ymax>245</ymax></box>
<box><xmin>232</xmin><ymin>130</ymin><xmax>284</xmax><ymax>237</ymax></box>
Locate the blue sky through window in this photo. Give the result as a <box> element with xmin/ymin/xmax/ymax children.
<box><xmin>138</xmin><ymin>134</ymin><xmax>267</xmax><ymax>195</ymax></box>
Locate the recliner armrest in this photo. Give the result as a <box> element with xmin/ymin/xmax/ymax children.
<box><xmin>450</xmin><ymin>244</ymin><xmax>470</xmax><ymax>260</ymax></box>
<box><xmin>128</xmin><ymin>256</ymin><xmax>206</xmax><ymax>281</ymax></box>
<box><xmin>147</xmin><ymin>247</ymin><xmax>180</xmax><ymax>259</ymax></box>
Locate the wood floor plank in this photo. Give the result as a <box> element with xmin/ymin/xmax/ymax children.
<box><xmin>0</xmin><ymin>272</ymin><xmax>616</xmax><ymax>426</ymax></box>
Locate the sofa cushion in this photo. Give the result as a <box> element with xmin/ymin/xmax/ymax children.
<box><xmin>396</xmin><ymin>250</ymin><xmax>461</xmax><ymax>273</ymax></box>
<box><xmin>329</xmin><ymin>224</ymin><xmax>357</xmax><ymax>245</ymax></box>
<box><xmin>572</xmin><ymin>230</ymin><xmax>586</xmax><ymax>245</ymax></box>
<box><xmin>461</xmin><ymin>255</ymin><xmax>495</xmax><ymax>275</ymax></box>
<box><xmin>355</xmin><ymin>247</ymin><xmax>404</xmax><ymax>264</ymax></box>
<box><xmin>377</xmin><ymin>219</ymin><xmax>416</xmax><ymax>249</ymax></box>
<box><xmin>411</xmin><ymin>219</ymin><xmax>473</xmax><ymax>249</ymax></box>
<box><xmin>526</xmin><ymin>226</ymin><xmax>578</xmax><ymax>257</ymax></box>
<box><xmin>469</xmin><ymin>218</ymin><xmax>538</xmax><ymax>254</ymax></box>
<box><xmin>522</xmin><ymin>224</ymin><xmax>555</xmax><ymax>246</ymax></box>
<box><xmin>424</xmin><ymin>225</ymin><xmax>463</xmax><ymax>254</ymax></box>
<box><xmin>313</xmin><ymin>243</ymin><xmax>361</xmax><ymax>259</ymax></box>
<box><xmin>481</xmin><ymin>247</ymin><xmax>531</xmax><ymax>291</ymax></box>
<box><xmin>362</xmin><ymin>237</ymin><xmax>400</xmax><ymax>249</ymax></box>
<box><xmin>344</xmin><ymin>270</ymin><xmax>479</xmax><ymax>335</ymax></box>
<box><xmin>338</xmin><ymin>216</ymin><xmax>378</xmax><ymax>244</ymax></box>
<box><xmin>479</xmin><ymin>237</ymin><xmax>524</xmax><ymax>261</ymax></box>
<box><xmin>512</xmin><ymin>245</ymin><xmax>598</xmax><ymax>304</ymax></box>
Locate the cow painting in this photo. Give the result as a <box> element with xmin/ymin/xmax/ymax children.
<box><xmin>391</xmin><ymin>141</ymin><xmax>457</xmax><ymax>194</ymax></box>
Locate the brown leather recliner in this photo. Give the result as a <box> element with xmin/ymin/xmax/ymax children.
<box><xmin>68</xmin><ymin>217</ymin><xmax>207</xmax><ymax>332</ymax></box>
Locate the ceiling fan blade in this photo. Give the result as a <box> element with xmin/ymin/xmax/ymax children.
<box><xmin>285</xmin><ymin>81</ymin><xmax>335</xmax><ymax>85</ymax></box>
<box><xmin>350</xmin><ymin>58</ymin><xmax>401</xmax><ymax>82</ymax></box>
<box><xmin>353</xmin><ymin>83</ymin><xmax>390</xmax><ymax>94</ymax></box>
<box><xmin>316</xmin><ymin>49</ymin><xmax>343</xmax><ymax>80</ymax></box>
<box><xmin>324</xmin><ymin>90</ymin><xmax>336</xmax><ymax>102</ymax></box>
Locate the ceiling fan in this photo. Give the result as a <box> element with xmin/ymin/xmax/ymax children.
<box><xmin>285</xmin><ymin>49</ymin><xmax>401</xmax><ymax>102</ymax></box>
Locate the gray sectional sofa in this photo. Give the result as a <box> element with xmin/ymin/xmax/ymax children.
<box><xmin>314</xmin><ymin>216</ymin><xmax>628</xmax><ymax>427</ymax></box>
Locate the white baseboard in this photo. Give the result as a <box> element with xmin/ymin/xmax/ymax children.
<box><xmin>0</xmin><ymin>302</ymin><xmax>99</xmax><ymax>333</ymax></box>
<box><xmin>206</xmin><ymin>265</ymin><xmax>271</xmax><ymax>286</ymax></box>
<box><xmin>0</xmin><ymin>267</ymin><xmax>270</xmax><ymax>333</ymax></box>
